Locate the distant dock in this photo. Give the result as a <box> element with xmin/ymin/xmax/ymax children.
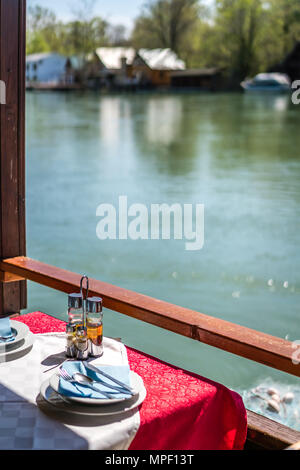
<box><xmin>26</xmin><ymin>83</ymin><xmax>84</xmax><ymax>92</ymax></box>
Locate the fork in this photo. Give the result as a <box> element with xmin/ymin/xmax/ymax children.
<box><xmin>58</xmin><ymin>368</ymin><xmax>112</xmax><ymax>399</ymax></box>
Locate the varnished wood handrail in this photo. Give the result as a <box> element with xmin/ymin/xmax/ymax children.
<box><xmin>247</xmin><ymin>410</ymin><xmax>300</xmax><ymax>450</ymax></box>
<box><xmin>284</xmin><ymin>441</ymin><xmax>300</xmax><ymax>450</ymax></box>
<box><xmin>1</xmin><ymin>256</ymin><xmax>299</xmax><ymax>378</ymax></box>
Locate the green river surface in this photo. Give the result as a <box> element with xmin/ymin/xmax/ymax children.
<box><xmin>25</xmin><ymin>91</ymin><xmax>300</xmax><ymax>427</ymax></box>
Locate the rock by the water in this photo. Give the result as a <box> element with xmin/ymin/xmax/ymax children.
<box><xmin>282</xmin><ymin>392</ymin><xmax>294</xmax><ymax>404</ymax></box>
<box><xmin>267</xmin><ymin>399</ymin><xmax>281</xmax><ymax>413</ymax></box>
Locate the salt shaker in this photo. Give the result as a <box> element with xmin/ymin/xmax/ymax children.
<box><xmin>65</xmin><ymin>293</ymin><xmax>83</xmax><ymax>358</ymax></box>
<box><xmin>86</xmin><ymin>296</ymin><xmax>103</xmax><ymax>357</ymax></box>
<box><xmin>67</xmin><ymin>293</ymin><xmax>83</xmax><ymax>328</ymax></box>
<box><xmin>65</xmin><ymin>323</ymin><xmax>77</xmax><ymax>358</ymax></box>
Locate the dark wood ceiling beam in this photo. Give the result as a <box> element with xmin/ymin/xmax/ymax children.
<box><xmin>0</xmin><ymin>0</ymin><xmax>27</xmax><ymax>316</ymax></box>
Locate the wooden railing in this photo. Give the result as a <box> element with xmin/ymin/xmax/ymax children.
<box><xmin>1</xmin><ymin>256</ymin><xmax>299</xmax><ymax>377</ymax></box>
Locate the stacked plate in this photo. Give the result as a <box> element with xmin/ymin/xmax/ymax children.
<box><xmin>0</xmin><ymin>320</ymin><xmax>34</xmax><ymax>362</ymax></box>
<box><xmin>40</xmin><ymin>366</ymin><xmax>147</xmax><ymax>417</ymax></box>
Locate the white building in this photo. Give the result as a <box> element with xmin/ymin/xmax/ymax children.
<box><xmin>86</xmin><ymin>47</ymin><xmax>137</xmax><ymax>87</ymax></box>
<box><xmin>88</xmin><ymin>47</ymin><xmax>185</xmax><ymax>88</ymax></box>
<box><xmin>26</xmin><ymin>53</ymin><xmax>73</xmax><ymax>84</ymax></box>
<box><xmin>137</xmin><ymin>49</ymin><xmax>186</xmax><ymax>71</ymax></box>
<box><xmin>93</xmin><ymin>47</ymin><xmax>136</xmax><ymax>72</ymax></box>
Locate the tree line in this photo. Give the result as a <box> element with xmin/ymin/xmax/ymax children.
<box><xmin>27</xmin><ymin>0</ymin><xmax>300</xmax><ymax>81</ymax></box>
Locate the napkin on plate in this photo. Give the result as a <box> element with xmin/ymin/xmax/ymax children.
<box><xmin>58</xmin><ymin>361</ymin><xmax>133</xmax><ymax>399</ymax></box>
<box><xmin>0</xmin><ymin>317</ymin><xmax>14</xmax><ymax>343</ymax></box>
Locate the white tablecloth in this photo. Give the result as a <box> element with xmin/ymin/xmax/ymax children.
<box><xmin>0</xmin><ymin>334</ymin><xmax>140</xmax><ymax>450</ymax></box>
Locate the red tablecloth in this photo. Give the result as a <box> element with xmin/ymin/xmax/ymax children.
<box><xmin>15</xmin><ymin>312</ymin><xmax>247</xmax><ymax>450</ymax></box>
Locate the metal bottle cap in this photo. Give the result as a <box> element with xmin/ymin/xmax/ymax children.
<box><xmin>68</xmin><ymin>293</ymin><xmax>83</xmax><ymax>309</ymax></box>
<box><xmin>86</xmin><ymin>297</ymin><xmax>103</xmax><ymax>313</ymax></box>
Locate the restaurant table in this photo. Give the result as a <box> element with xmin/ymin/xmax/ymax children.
<box><xmin>0</xmin><ymin>312</ymin><xmax>247</xmax><ymax>450</ymax></box>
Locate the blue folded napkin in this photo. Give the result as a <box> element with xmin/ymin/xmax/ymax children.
<box><xmin>58</xmin><ymin>361</ymin><xmax>132</xmax><ymax>400</ymax></box>
<box><xmin>0</xmin><ymin>317</ymin><xmax>14</xmax><ymax>343</ymax></box>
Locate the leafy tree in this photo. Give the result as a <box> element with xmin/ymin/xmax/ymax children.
<box><xmin>211</xmin><ymin>0</ymin><xmax>265</xmax><ymax>81</ymax></box>
<box><xmin>60</xmin><ymin>0</ymin><xmax>108</xmax><ymax>58</ymax></box>
<box><xmin>26</xmin><ymin>5</ymin><xmax>59</xmax><ymax>54</ymax></box>
<box><xmin>107</xmin><ymin>24</ymin><xmax>129</xmax><ymax>46</ymax></box>
<box><xmin>131</xmin><ymin>0</ymin><xmax>202</xmax><ymax>55</ymax></box>
<box><xmin>61</xmin><ymin>18</ymin><xmax>109</xmax><ymax>58</ymax></box>
<box><xmin>266</xmin><ymin>0</ymin><xmax>300</xmax><ymax>55</ymax></box>
<box><xmin>26</xmin><ymin>1</ymin><xmax>109</xmax><ymax>57</ymax></box>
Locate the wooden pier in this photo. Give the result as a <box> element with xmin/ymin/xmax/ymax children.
<box><xmin>26</xmin><ymin>82</ymin><xmax>84</xmax><ymax>92</ymax></box>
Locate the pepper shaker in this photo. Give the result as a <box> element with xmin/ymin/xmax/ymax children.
<box><xmin>67</xmin><ymin>293</ymin><xmax>84</xmax><ymax>328</ymax></box>
<box><xmin>65</xmin><ymin>323</ymin><xmax>77</xmax><ymax>358</ymax></box>
<box><xmin>65</xmin><ymin>293</ymin><xmax>84</xmax><ymax>358</ymax></box>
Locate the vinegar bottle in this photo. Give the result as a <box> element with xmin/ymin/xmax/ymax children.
<box><xmin>86</xmin><ymin>296</ymin><xmax>103</xmax><ymax>357</ymax></box>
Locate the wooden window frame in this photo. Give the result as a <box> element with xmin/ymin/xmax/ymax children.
<box><xmin>0</xmin><ymin>0</ymin><xmax>26</xmax><ymax>316</ymax></box>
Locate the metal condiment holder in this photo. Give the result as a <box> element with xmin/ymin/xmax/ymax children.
<box><xmin>77</xmin><ymin>275</ymin><xmax>89</xmax><ymax>359</ymax></box>
<box><xmin>65</xmin><ymin>275</ymin><xmax>105</xmax><ymax>360</ymax></box>
<box><xmin>80</xmin><ymin>275</ymin><xmax>89</xmax><ymax>328</ymax></box>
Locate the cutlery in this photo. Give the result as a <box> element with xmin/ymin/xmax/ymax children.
<box><xmin>69</xmin><ymin>371</ymin><xmax>130</xmax><ymax>396</ymax></box>
<box><xmin>84</xmin><ymin>361</ymin><xmax>134</xmax><ymax>394</ymax></box>
<box><xmin>80</xmin><ymin>368</ymin><xmax>134</xmax><ymax>395</ymax></box>
<box><xmin>59</xmin><ymin>368</ymin><xmax>113</xmax><ymax>399</ymax></box>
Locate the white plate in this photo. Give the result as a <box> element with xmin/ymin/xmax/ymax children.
<box><xmin>0</xmin><ymin>331</ymin><xmax>34</xmax><ymax>362</ymax></box>
<box><xmin>40</xmin><ymin>372</ymin><xmax>146</xmax><ymax>416</ymax></box>
<box><xmin>0</xmin><ymin>320</ymin><xmax>30</xmax><ymax>352</ymax></box>
<box><xmin>49</xmin><ymin>370</ymin><xmax>140</xmax><ymax>405</ymax></box>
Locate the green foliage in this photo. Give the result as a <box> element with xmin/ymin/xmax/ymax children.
<box><xmin>58</xmin><ymin>18</ymin><xmax>109</xmax><ymax>58</ymax></box>
<box><xmin>266</xmin><ymin>0</ymin><xmax>300</xmax><ymax>55</ymax></box>
<box><xmin>131</xmin><ymin>0</ymin><xmax>300</xmax><ymax>79</ymax></box>
<box><xmin>212</xmin><ymin>0</ymin><xmax>266</xmax><ymax>80</ymax></box>
<box><xmin>26</xmin><ymin>5</ymin><xmax>58</xmax><ymax>54</ymax></box>
<box><xmin>26</xmin><ymin>3</ymin><xmax>109</xmax><ymax>57</ymax></box>
<box><xmin>131</xmin><ymin>0</ymin><xmax>202</xmax><ymax>54</ymax></box>
<box><xmin>27</xmin><ymin>0</ymin><xmax>300</xmax><ymax>81</ymax></box>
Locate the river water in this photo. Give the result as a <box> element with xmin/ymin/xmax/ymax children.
<box><xmin>25</xmin><ymin>91</ymin><xmax>300</xmax><ymax>426</ymax></box>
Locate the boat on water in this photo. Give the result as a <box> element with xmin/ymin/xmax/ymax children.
<box><xmin>241</xmin><ymin>73</ymin><xmax>291</xmax><ymax>93</ymax></box>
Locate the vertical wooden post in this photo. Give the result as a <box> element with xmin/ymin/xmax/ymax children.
<box><xmin>0</xmin><ymin>0</ymin><xmax>27</xmax><ymax>316</ymax></box>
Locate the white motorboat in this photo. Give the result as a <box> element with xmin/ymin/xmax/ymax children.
<box><xmin>241</xmin><ymin>73</ymin><xmax>291</xmax><ymax>93</ymax></box>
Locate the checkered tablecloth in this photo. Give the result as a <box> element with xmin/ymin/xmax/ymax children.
<box><xmin>0</xmin><ymin>333</ymin><xmax>140</xmax><ymax>450</ymax></box>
